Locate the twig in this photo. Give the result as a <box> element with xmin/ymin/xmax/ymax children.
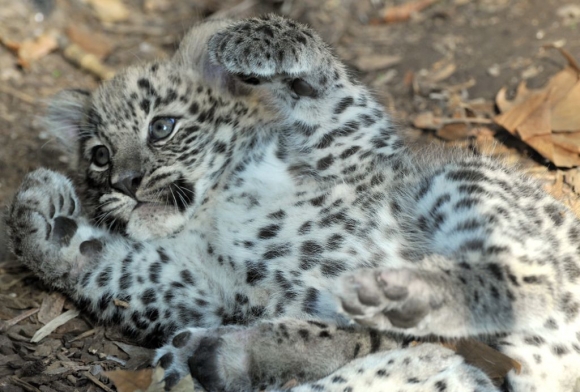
<box><xmin>0</xmin><ymin>85</ymin><xmax>37</xmax><ymax>105</ymax></box>
<box><xmin>441</xmin><ymin>118</ymin><xmax>493</xmax><ymax>125</ymax></box>
<box><xmin>0</xmin><ymin>308</ymin><xmax>39</xmax><ymax>332</ymax></box>
<box><xmin>84</xmin><ymin>371</ymin><xmax>115</xmax><ymax>392</ymax></box>
<box><xmin>9</xmin><ymin>377</ymin><xmax>41</xmax><ymax>392</ymax></box>
<box><xmin>69</xmin><ymin>327</ymin><xmax>97</xmax><ymax>342</ymax></box>
<box><xmin>62</xmin><ymin>44</ymin><xmax>116</xmax><ymax>80</ymax></box>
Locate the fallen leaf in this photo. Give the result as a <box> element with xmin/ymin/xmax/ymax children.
<box><xmin>436</xmin><ymin>123</ymin><xmax>470</xmax><ymax>140</ymax></box>
<box><xmin>105</xmin><ymin>367</ymin><xmax>196</xmax><ymax>392</ymax></box>
<box><xmin>144</xmin><ymin>0</ymin><xmax>172</xmax><ymax>12</ymax></box>
<box><xmin>551</xmin><ymin>82</ymin><xmax>580</xmax><ymax>131</ymax></box>
<box><xmin>351</xmin><ymin>54</ymin><xmax>401</xmax><ymax>72</ymax></box>
<box><xmin>104</xmin><ymin>368</ymin><xmax>153</xmax><ymax>392</ymax></box>
<box><xmin>6</xmin><ymin>33</ymin><xmax>59</xmax><ymax>68</ymax></box>
<box><xmin>62</xmin><ymin>43</ymin><xmax>116</xmax><ymax>80</ymax></box>
<box><xmin>37</xmin><ymin>292</ymin><xmax>66</xmax><ymax>325</ymax></box>
<box><xmin>379</xmin><ymin>0</ymin><xmax>439</xmax><ymax>23</ymax></box>
<box><xmin>66</xmin><ymin>25</ymin><xmax>113</xmax><ymax>59</ymax></box>
<box><xmin>413</xmin><ymin>111</ymin><xmax>492</xmax><ymax>140</ymax></box>
<box><xmin>444</xmin><ymin>339</ymin><xmax>521</xmax><ymax>385</ymax></box>
<box><xmin>87</xmin><ymin>0</ymin><xmax>130</xmax><ymax>23</ymax></box>
<box><xmin>113</xmin><ymin>341</ymin><xmax>155</xmax><ymax>370</ymax></box>
<box><xmin>31</xmin><ymin>309</ymin><xmax>80</xmax><ymax>343</ymax></box>
<box><xmin>429</xmin><ymin>61</ymin><xmax>456</xmax><ymax>83</ymax></box>
<box><xmin>495</xmin><ymin>48</ymin><xmax>580</xmax><ymax>167</ymax></box>
<box><xmin>413</xmin><ymin>111</ymin><xmax>441</xmax><ymax>129</ymax></box>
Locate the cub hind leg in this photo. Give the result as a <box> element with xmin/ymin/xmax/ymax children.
<box><xmin>154</xmin><ymin>319</ymin><xmax>496</xmax><ymax>392</ymax></box>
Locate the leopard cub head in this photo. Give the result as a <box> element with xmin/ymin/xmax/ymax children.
<box><xmin>45</xmin><ymin>20</ymin><xmax>245</xmax><ymax>240</ymax></box>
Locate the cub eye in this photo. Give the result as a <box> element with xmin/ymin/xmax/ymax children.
<box><xmin>92</xmin><ymin>146</ymin><xmax>110</xmax><ymax>167</ymax></box>
<box><xmin>149</xmin><ymin>117</ymin><xmax>176</xmax><ymax>141</ymax></box>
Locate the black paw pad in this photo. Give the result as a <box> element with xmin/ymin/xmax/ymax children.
<box><xmin>384</xmin><ymin>299</ymin><xmax>429</xmax><ymax>329</ymax></box>
<box><xmin>172</xmin><ymin>331</ymin><xmax>191</xmax><ymax>348</ymax></box>
<box><xmin>158</xmin><ymin>352</ymin><xmax>174</xmax><ymax>369</ymax></box>
<box><xmin>188</xmin><ymin>336</ymin><xmax>223</xmax><ymax>391</ymax></box>
<box><xmin>163</xmin><ymin>371</ymin><xmax>180</xmax><ymax>391</ymax></box>
<box><xmin>382</xmin><ymin>285</ymin><xmax>409</xmax><ymax>301</ymax></box>
<box><xmin>52</xmin><ymin>217</ymin><xmax>78</xmax><ymax>246</ymax></box>
<box><xmin>340</xmin><ymin>299</ymin><xmax>364</xmax><ymax>316</ymax></box>
<box><xmin>80</xmin><ymin>239</ymin><xmax>103</xmax><ymax>257</ymax></box>
<box><xmin>291</xmin><ymin>79</ymin><xmax>315</xmax><ymax>97</ymax></box>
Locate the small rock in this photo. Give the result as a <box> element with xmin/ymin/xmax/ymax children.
<box><xmin>487</xmin><ymin>64</ymin><xmax>501</xmax><ymax>77</ymax></box>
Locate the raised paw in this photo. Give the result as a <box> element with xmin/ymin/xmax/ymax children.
<box><xmin>337</xmin><ymin>268</ymin><xmax>438</xmax><ymax>330</ymax></box>
<box><xmin>154</xmin><ymin>326</ymin><xmax>250</xmax><ymax>392</ymax></box>
<box><xmin>208</xmin><ymin>15</ymin><xmax>335</xmax><ymax>99</ymax></box>
<box><xmin>8</xmin><ymin>169</ymin><xmax>101</xmax><ymax>288</ymax></box>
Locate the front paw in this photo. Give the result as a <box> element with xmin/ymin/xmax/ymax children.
<box><xmin>208</xmin><ymin>15</ymin><xmax>325</xmax><ymax>79</ymax></box>
<box><xmin>337</xmin><ymin>268</ymin><xmax>435</xmax><ymax>330</ymax></box>
<box><xmin>155</xmin><ymin>326</ymin><xmax>251</xmax><ymax>392</ymax></box>
<box><xmin>8</xmin><ymin>169</ymin><xmax>96</xmax><ymax>287</ymax></box>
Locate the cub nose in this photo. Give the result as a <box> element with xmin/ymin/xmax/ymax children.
<box><xmin>112</xmin><ymin>171</ymin><xmax>143</xmax><ymax>198</ymax></box>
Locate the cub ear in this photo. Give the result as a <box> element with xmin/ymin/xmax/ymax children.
<box><xmin>45</xmin><ymin>89</ymin><xmax>91</xmax><ymax>155</ymax></box>
<box><xmin>174</xmin><ymin>19</ymin><xmax>249</xmax><ymax>95</ymax></box>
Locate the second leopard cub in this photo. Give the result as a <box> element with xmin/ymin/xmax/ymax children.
<box><xmin>8</xmin><ymin>15</ymin><xmax>580</xmax><ymax>392</ymax></box>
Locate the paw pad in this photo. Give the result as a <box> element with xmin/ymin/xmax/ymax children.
<box><xmin>53</xmin><ymin>217</ymin><xmax>78</xmax><ymax>246</ymax></box>
<box><xmin>172</xmin><ymin>330</ymin><xmax>191</xmax><ymax>348</ymax></box>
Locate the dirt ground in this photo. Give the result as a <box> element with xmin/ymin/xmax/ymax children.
<box><xmin>1</xmin><ymin>0</ymin><xmax>580</xmax><ymax>391</ymax></box>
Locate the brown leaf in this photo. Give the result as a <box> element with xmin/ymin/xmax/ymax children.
<box><xmin>552</xmin><ymin>132</ymin><xmax>580</xmax><ymax>153</ymax></box>
<box><xmin>62</xmin><ymin>43</ymin><xmax>116</xmax><ymax>80</ymax></box>
<box><xmin>413</xmin><ymin>112</ymin><xmax>441</xmax><ymax>130</ymax></box>
<box><xmin>445</xmin><ymin>339</ymin><xmax>521</xmax><ymax>386</ymax></box>
<box><xmin>87</xmin><ymin>0</ymin><xmax>130</xmax><ymax>23</ymax></box>
<box><xmin>351</xmin><ymin>55</ymin><xmax>401</xmax><ymax>72</ymax></box>
<box><xmin>38</xmin><ymin>293</ymin><xmax>66</xmax><ymax>325</ymax></box>
<box><xmin>436</xmin><ymin>123</ymin><xmax>470</xmax><ymax>140</ymax></box>
<box><xmin>379</xmin><ymin>0</ymin><xmax>439</xmax><ymax>23</ymax></box>
<box><xmin>104</xmin><ymin>368</ymin><xmax>153</xmax><ymax>392</ymax></box>
<box><xmin>551</xmin><ymin>81</ymin><xmax>580</xmax><ymax>131</ymax></box>
<box><xmin>16</xmin><ymin>33</ymin><xmax>58</xmax><ymax>68</ymax></box>
<box><xmin>494</xmin><ymin>49</ymin><xmax>580</xmax><ymax>167</ymax></box>
<box><xmin>66</xmin><ymin>25</ymin><xmax>113</xmax><ymax>59</ymax></box>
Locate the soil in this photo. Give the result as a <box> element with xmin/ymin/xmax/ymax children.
<box><xmin>0</xmin><ymin>0</ymin><xmax>579</xmax><ymax>391</ymax></box>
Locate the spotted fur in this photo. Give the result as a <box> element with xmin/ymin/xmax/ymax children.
<box><xmin>7</xmin><ymin>15</ymin><xmax>580</xmax><ymax>392</ymax></box>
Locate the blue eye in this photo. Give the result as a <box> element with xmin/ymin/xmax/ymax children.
<box><xmin>149</xmin><ymin>117</ymin><xmax>176</xmax><ymax>141</ymax></box>
<box><xmin>92</xmin><ymin>146</ymin><xmax>110</xmax><ymax>166</ymax></box>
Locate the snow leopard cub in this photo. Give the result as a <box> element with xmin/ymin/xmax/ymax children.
<box><xmin>8</xmin><ymin>14</ymin><xmax>580</xmax><ymax>392</ymax></box>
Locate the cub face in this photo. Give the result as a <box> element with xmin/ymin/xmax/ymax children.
<box><xmin>46</xmin><ymin>20</ymin><xmax>244</xmax><ymax>240</ymax></box>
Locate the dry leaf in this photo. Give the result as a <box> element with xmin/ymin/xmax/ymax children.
<box><xmin>144</xmin><ymin>0</ymin><xmax>172</xmax><ymax>12</ymax></box>
<box><xmin>444</xmin><ymin>339</ymin><xmax>521</xmax><ymax>386</ymax></box>
<box><xmin>352</xmin><ymin>55</ymin><xmax>401</xmax><ymax>72</ymax></box>
<box><xmin>113</xmin><ymin>341</ymin><xmax>155</xmax><ymax>370</ymax></box>
<box><xmin>31</xmin><ymin>309</ymin><xmax>80</xmax><ymax>343</ymax></box>
<box><xmin>495</xmin><ymin>48</ymin><xmax>580</xmax><ymax>167</ymax></box>
<box><xmin>87</xmin><ymin>0</ymin><xmax>130</xmax><ymax>23</ymax></box>
<box><xmin>106</xmin><ymin>367</ymin><xmax>195</xmax><ymax>392</ymax></box>
<box><xmin>63</xmin><ymin>43</ymin><xmax>116</xmax><ymax>80</ymax></box>
<box><xmin>437</xmin><ymin>123</ymin><xmax>470</xmax><ymax>140</ymax></box>
<box><xmin>7</xmin><ymin>33</ymin><xmax>59</xmax><ymax>68</ymax></box>
<box><xmin>66</xmin><ymin>25</ymin><xmax>113</xmax><ymax>59</ymax></box>
<box><xmin>413</xmin><ymin>111</ymin><xmax>492</xmax><ymax>140</ymax></box>
<box><xmin>104</xmin><ymin>368</ymin><xmax>153</xmax><ymax>392</ymax></box>
<box><xmin>413</xmin><ymin>112</ymin><xmax>441</xmax><ymax>130</ymax></box>
<box><xmin>379</xmin><ymin>0</ymin><xmax>439</xmax><ymax>23</ymax></box>
<box><xmin>429</xmin><ymin>61</ymin><xmax>456</xmax><ymax>83</ymax></box>
<box><xmin>37</xmin><ymin>292</ymin><xmax>66</xmax><ymax>324</ymax></box>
